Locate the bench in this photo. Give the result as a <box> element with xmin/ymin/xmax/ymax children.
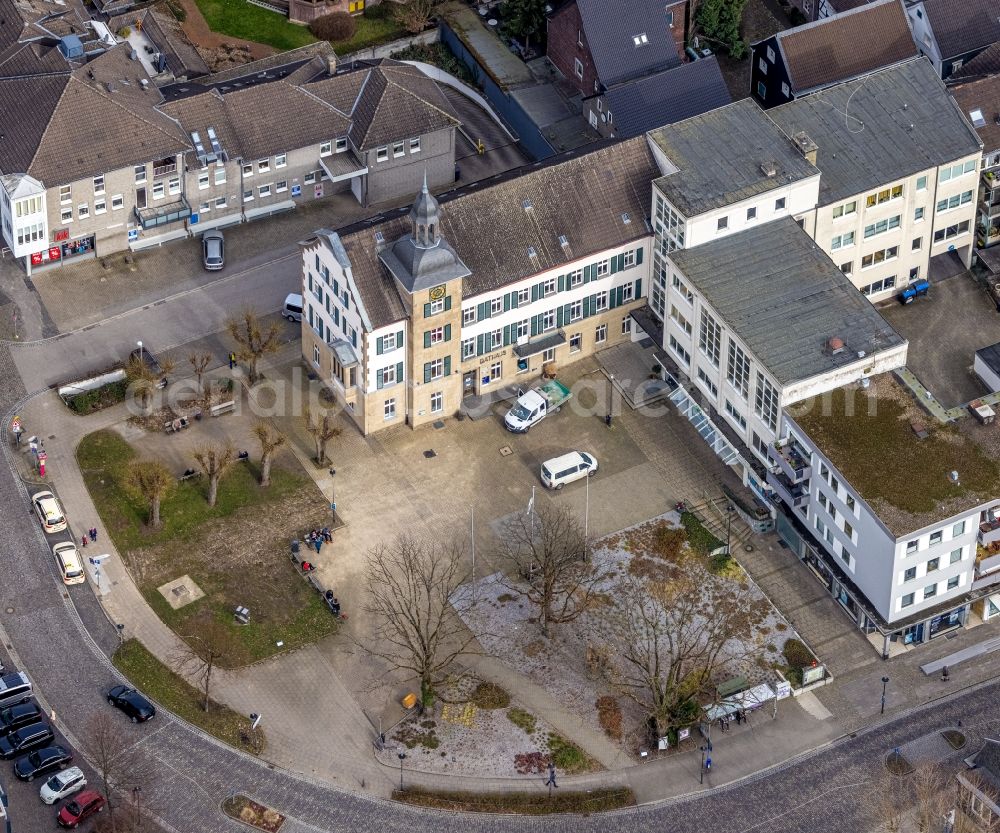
<box><xmin>178</xmin><ymin>469</ymin><xmax>201</xmax><ymax>482</ymax></box>
<box><xmin>210</xmin><ymin>400</ymin><xmax>235</xmax><ymax>417</ymax></box>
<box><xmin>234</xmin><ymin>605</ymin><xmax>250</xmax><ymax>625</ymax></box>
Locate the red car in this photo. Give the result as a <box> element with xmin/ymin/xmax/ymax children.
<box><xmin>57</xmin><ymin>790</ymin><xmax>105</xmax><ymax>828</ymax></box>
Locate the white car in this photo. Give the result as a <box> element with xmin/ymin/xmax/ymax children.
<box><xmin>540</xmin><ymin>451</ymin><xmax>598</xmax><ymax>490</ymax></box>
<box><xmin>52</xmin><ymin>542</ymin><xmax>85</xmax><ymax>586</ymax></box>
<box><xmin>31</xmin><ymin>491</ymin><xmax>67</xmax><ymax>534</ymax></box>
<box><xmin>39</xmin><ymin>766</ymin><xmax>86</xmax><ymax>804</ymax></box>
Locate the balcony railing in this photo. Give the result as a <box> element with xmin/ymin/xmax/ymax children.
<box><xmin>769</xmin><ymin>439</ymin><xmax>812</xmax><ymax>484</ymax></box>
<box><xmin>767</xmin><ymin>471</ymin><xmax>810</xmax><ymax>508</ymax></box>
<box><xmin>133</xmin><ymin>196</ymin><xmax>190</xmax><ymax>230</ymax></box>
<box><xmin>152</xmin><ymin>161</ymin><xmax>177</xmax><ymax>177</ymax></box>
<box><xmin>979</xmin><ymin>514</ymin><xmax>1000</xmax><ymax>547</ymax></box>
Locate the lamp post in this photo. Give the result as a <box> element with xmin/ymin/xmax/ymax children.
<box><xmin>726</xmin><ymin>503</ymin><xmax>734</xmax><ymax>556</ymax></box>
<box><xmin>328</xmin><ymin>468</ymin><xmax>337</xmax><ymax>527</ymax></box>
<box><xmin>880</xmin><ymin>675</ymin><xmax>890</xmax><ymax>715</ymax></box>
<box><xmin>132</xmin><ymin>785</ymin><xmax>142</xmax><ymax>829</ymax></box>
<box><xmin>137</xmin><ymin>340</ymin><xmax>143</xmax><ymax>363</ymax></box>
<box><xmin>397</xmin><ymin>751</ymin><xmax>406</xmax><ymax>791</ymax></box>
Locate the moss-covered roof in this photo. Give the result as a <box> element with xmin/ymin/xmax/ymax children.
<box><xmin>788</xmin><ymin>375</ymin><xmax>1000</xmax><ymax>536</ymax></box>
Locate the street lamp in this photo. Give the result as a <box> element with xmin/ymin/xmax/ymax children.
<box><xmin>137</xmin><ymin>340</ymin><xmax>143</xmax><ymax>363</ymax></box>
<box><xmin>397</xmin><ymin>751</ymin><xmax>406</xmax><ymax>791</ymax></box>
<box><xmin>328</xmin><ymin>468</ymin><xmax>337</xmax><ymax>527</ymax></box>
<box><xmin>880</xmin><ymin>675</ymin><xmax>890</xmax><ymax>715</ymax></box>
<box><xmin>132</xmin><ymin>785</ymin><xmax>142</xmax><ymax>829</ymax></box>
<box><xmin>726</xmin><ymin>503</ymin><xmax>735</xmax><ymax>556</ymax></box>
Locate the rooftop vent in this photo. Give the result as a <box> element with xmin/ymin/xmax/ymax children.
<box><xmin>527</xmin><ymin>246</ymin><xmax>537</xmax><ymax>259</ymax></box>
<box><xmin>826</xmin><ymin>336</ymin><xmax>845</xmax><ymax>355</ymax></box>
<box><xmin>140</xmin><ymin>78</ymin><xmax>149</xmax><ymax>91</ymax></box>
<box><xmin>760</xmin><ymin>161</ymin><xmax>777</xmax><ymax>177</ymax></box>
<box><xmin>522</xmin><ymin>198</ymin><xmax>533</xmax><ymax>211</ymax></box>
<box><xmin>558</xmin><ymin>234</ymin><xmax>569</xmax><ymax>248</ymax></box>
<box><xmin>970</xmin><ymin>108</ymin><xmax>986</xmax><ymax>128</ymax></box>
<box><xmin>792</xmin><ymin>131</ymin><xmax>818</xmax><ymax>165</ymax></box>
<box><xmin>621</xmin><ymin>212</ymin><xmax>631</xmax><ymax>224</ymax></box>
<box><xmin>632</xmin><ymin>33</ymin><xmax>648</xmax><ymax>47</ymax></box>
<box><xmin>949</xmin><ymin>470</ymin><xmax>960</xmax><ymax>484</ymax></box>
<box><xmin>374</xmin><ymin>231</ymin><xmax>384</xmax><ymax>243</ymax></box>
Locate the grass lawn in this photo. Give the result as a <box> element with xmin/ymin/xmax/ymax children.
<box><xmin>79</xmin><ymin>429</ymin><xmax>338</xmax><ymax>664</ymax></box>
<box><xmin>394</xmin><ymin>786</ymin><xmax>636</xmax><ymax>814</ymax></box>
<box><xmin>114</xmin><ymin>639</ymin><xmax>265</xmax><ymax>754</ymax></box>
<box><xmin>192</xmin><ymin>0</ymin><xmax>316</xmax><ymax>50</ymax></box>
<box><xmin>325</xmin><ymin>16</ymin><xmax>406</xmax><ymax>56</ymax></box>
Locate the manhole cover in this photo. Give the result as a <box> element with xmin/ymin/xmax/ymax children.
<box><xmin>433</xmin><ymin>420</ymin><xmax>445</xmax><ymax>430</ymax></box>
<box><xmin>423</xmin><ymin>450</ymin><xmax>437</xmax><ymax>459</ymax></box>
<box><xmin>172</xmin><ymin>585</ymin><xmax>188</xmax><ymax>597</ymax></box>
<box><xmin>499</xmin><ymin>445</ymin><xmax>513</xmax><ymax>456</ymax></box>
<box><xmin>5</xmin><ymin>608</ymin><xmax>12</xmax><ymax>614</ymax></box>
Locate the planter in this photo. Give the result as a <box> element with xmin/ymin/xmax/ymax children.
<box><xmin>221</xmin><ymin>795</ymin><xmax>285</xmax><ymax>832</ymax></box>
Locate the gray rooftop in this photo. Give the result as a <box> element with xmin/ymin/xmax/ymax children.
<box><xmin>769</xmin><ymin>57</ymin><xmax>983</xmax><ymax>205</ymax></box>
<box><xmin>669</xmin><ymin>217</ymin><xmax>905</xmax><ymax>385</ymax></box>
<box><xmin>648</xmin><ymin>98</ymin><xmax>819</xmax><ymax>216</ymax></box>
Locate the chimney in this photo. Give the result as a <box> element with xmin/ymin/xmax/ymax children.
<box><xmin>793</xmin><ymin>131</ymin><xmax>818</xmax><ymax>166</ymax></box>
<box><xmin>760</xmin><ymin>160</ymin><xmax>777</xmax><ymax>177</ymax></box>
<box><xmin>327</xmin><ymin>51</ymin><xmax>337</xmax><ymax>77</ymax></box>
<box><xmin>826</xmin><ymin>336</ymin><xmax>845</xmax><ymax>355</ymax></box>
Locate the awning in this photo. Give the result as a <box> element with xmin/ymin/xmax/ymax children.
<box><xmin>668</xmin><ymin>386</ymin><xmax>741</xmax><ymax>465</ymax></box>
<box><xmin>319</xmin><ymin>152</ymin><xmax>368</xmax><ymax>183</ymax></box>
<box><xmin>513</xmin><ymin>331</ymin><xmax>565</xmax><ymax>358</ymax></box>
<box><xmin>703</xmin><ymin>683</ymin><xmax>776</xmax><ymax>721</ymax></box>
<box><xmin>328</xmin><ymin>339</ymin><xmax>359</xmax><ymax>368</ymax></box>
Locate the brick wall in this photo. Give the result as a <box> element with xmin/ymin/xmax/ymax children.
<box><xmin>547</xmin><ymin>2</ymin><xmax>599</xmax><ymax>96</ymax></box>
<box><xmin>665</xmin><ymin>0</ymin><xmax>687</xmax><ymax>59</ymax></box>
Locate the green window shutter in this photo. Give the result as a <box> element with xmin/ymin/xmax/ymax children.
<box><xmin>444</xmin><ymin>355</ymin><xmax>452</xmax><ymax>376</ymax></box>
<box><xmin>532</xmin><ymin>283</ymin><xmax>542</xmax><ymax>302</ymax></box>
<box><xmin>610</xmin><ymin>257</ymin><xmax>618</xmax><ymax>275</ymax></box>
<box><xmin>376</xmin><ymin>369</ymin><xmax>384</xmax><ymax>389</ymax></box>
<box><xmin>636</xmin><ymin>247</ymin><xmax>643</xmax><ymax>265</ymax></box>
<box><xmin>531</xmin><ymin>315</ymin><xmax>540</xmax><ymax>336</ymax></box>
<box><xmin>396</xmin><ymin>362</ymin><xmax>403</xmax><ymax>382</ymax></box>
<box><xmin>556</xmin><ymin>306</ymin><xmax>565</xmax><ymax>328</ymax></box>
<box><xmin>609</xmin><ymin>289</ymin><xmax>619</xmax><ymax>310</ymax></box>
<box><xmin>634</xmin><ymin>278</ymin><xmax>642</xmax><ymax>298</ymax></box>
<box><xmin>583</xmin><ymin>296</ymin><xmax>592</xmax><ymax>318</ymax></box>
<box><xmin>376</xmin><ymin>337</ymin><xmax>384</xmax><ymax>355</ymax></box>
<box><xmin>477</xmin><ymin>334</ymin><xmax>486</xmax><ymax>355</ymax></box>
<box><xmin>423</xmin><ymin>363</ymin><xmax>432</xmax><ymax>384</ymax></box>
<box><xmin>503</xmin><ymin>324</ymin><xmax>512</xmax><ymax>345</ymax></box>
<box><xmin>397</xmin><ymin>330</ymin><xmax>404</xmax><ymax>348</ymax></box>
<box><xmin>423</xmin><ymin>331</ymin><xmax>432</xmax><ymax>348</ymax></box>
<box><xmin>617</xmin><ymin>286</ymin><xmax>625</xmax><ymax>307</ymax></box>
<box><xmin>478</xmin><ymin>301</ymin><xmax>489</xmax><ymax>320</ymax></box>
<box><xmin>504</xmin><ymin>293</ymin><xmax>511</xmax><ymax>311</ymax></box>
<box><xmin>423</xmin><ymin>303</ymin><xmax>431</xmax><ymax>318</ymax></box>
<box><xmin>558</xmin><ymin>274</ymin><xmax>566</xmax><ymax>292</ymax></box>
<box><xmin>444</xmin><ymin>295</ymin><xmax>452</xmax><ymax>311</ymax></box>
<box><xmin>444</xmin><ymin>323</ymin><xmax>452</xmax><ymax>342</ymax></box>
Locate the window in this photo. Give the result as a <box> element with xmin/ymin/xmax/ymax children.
<box><xmin>831</xmin><ymin>232</ymin><xmax>855</xmax><ymax>250</ymax></box>
<box><xmin>901</xmin><ymin>593</ymin><xmax>915</xmax><ymax>608</ymax></box>
<box><xmin>843</xmin><ymin>520</ymin><xmax>854</xmax><ymax>540</ymax></box>
<box><xmin>633</xmin><ymin>32</ymin><xmax>649</xmax><ymax>46</ymax></box>
<box><xmin>914</xmin><ymin>206</ymin><xmax>924</xmax><ymax>222</ymax></box>
<box><xmin>595</xmin><ymin>259</ymin><xmax>610</xmax><ymax>277</ymax></box>
<box><xmin>830</xmin><ymin>475</ymin><xmax>839</xmax><ymax>495</ymax></box>
<box><xmin>93</xmin><ymin>175</ymin><xmax>105</xmax><ymax>195</ymax></box>
<box><xmin>410</xmin><ymin>137</ymin><xmax>421</xmax><ymax>153</ymax></box>
<box><xmin>938</xmin><ymin>161</ymin><xmax>976</xmax><ymax>183</ymax></box>
<box><xmin>953</xmin><ymin>520</ymin><xmax>966</xmax><ymax>537</ymax></box>
<box><xmin>313</xmin><ymin>345</ymin><xmax>320</xmax><ymax>366</ymax></box>
<box><xmin>697</xmin><ymin>367</ymin><xmax>718</xmax><ymax>397</ymax></box>
<box><xmin>60</xmin><ymin>207</ymin><xmax>72</xmax><ymax>223</ymax></box>
<box><xmin>431</xmin><ymin>391</ymin><xmax>443</xmax><ymax>413</ymax></box>
<box><xmin>621</xmin><ymin>283</ymin><xmax>634</xmax><ymax>302</ymax></box>
<box><xmin>215</xmin><ymin>196</ymin><xmax>227</xmax><ymax>208</ymax></box>
<box><xmin>428</xmin><ymin>358</ymin><xmax>445</xmax><ymax>380</ymax></box>
<box><xmin>542</xmin><ymin>347</ymin><xmax>556</xmax><ymax>363</ymax></box>
<box><xmin>462</xmin><ymin>338</ymin><xmax>475</xmax><ymax>359</ymax></box>
<box><xmin>727</xmin><ymin>340</ymin><xmax>751</xmax><ymax>397</ymax></box>
<box><xmin>747</xmin><ymin>206</ymin><xmax>757</xmax><ymax>221</ymax></box>
<box><xmin>490</xmin><ymin>360</ymin><xmax>502</xmax><ymax>379</ymax></box>
<box><xmin>950</xmin><ymin>548</ymin><xmax>963</xmax><ymax>564</ymax></box>
<box><xmin>926</xmin><ymin>557</ymin><xmax>940</xmax><ymax>573</ymax></box>
<box><xmin>381</xmin><ymin>365</ymin><xmax>397</xmax><ymax>386</ymax></box>
<box><xmin>860</xmin><ymin>276</ymin><xmax>897</xmax><ymax>296</ymax></box>
<box><xmin>670</xmin><ymin>305</ymin><xmax>691</xmax><ymax>335</ymax></box>
<box><xmin>242</xmin><ymin>163</ymin><xmax>253</xmax><ymax>178</ymax></box>
<box><xmin>923</xmin><ymin>583</ymin><xmax>937</xmax><ymax>599</ymax></box>
<box><xmin>766</xmin><ymin>46</ymin><xmax>775</xmax><ymax>62</ymax></box>
<box><xmin>198</xmin><ymin>171</ymin><xmax>210</xmax><ymax>190</ymax></box>
<box><xmin>257</xmin><ymin>159</ymin><xmax>270</xmax><ymax>174</ymax></box>
<box><xmin>947</xmin><ymin>576</ymin><xmax>960</xmax><ymax>590</ymax></box>
<box><xmin>517</xmin><ymin>288</ymin><xmax>530</xmax><ymax>306</ymax></box>
<box><xmin>320</xmin><ymin>141</ymin><xmax>332</xmax><ymax>157</ymax></box>
<box><xmin>489</xmin><ymin>328</ymin><xmax>502</xmax><ymax>348</ymax></box>
<box><xmin>595</xmin><ymin>323</ymin><xmax>607</xmax><ymax>343</ymax></box>
<box><xmin>725</xmin><ymin>399</ymin><xmax>747</xmax><ymax>429</ymax></box>
<box><xmin>463</xmin><ymin>307</ymin><xmax>476</xmax><ymax>325</ymax></box>
<box><xmin>757</xmin><ymin>81</ymin><xmax>766</xmax><ymax>98</ymax></box>
<box><xmin>490</xmin><ymin>297</ymin><xmax>503</xmax><ymax>316</ymax></box>
<box><xmin>916</xmin><ymin>175</ymin><xmax>927</xmax><ymax>191</ymax></box>
<box><xmin>59</xmin><ymin>185</ymin><xmax>72</xmax><ymax>204</ymax></box>
<box><xmin>570</xmin><ymin>299</ymin><xmax>583</xmax><ymax>321</ymax></box>
<box><xmin>832</xmin><ymin>201</ymin><xmax>856</xmax><ymax>219</ymax></box>
<box><xmin>717</xmin><ymin>216</ymin><xmax>728</xmax><ymax>231</ymax></box>
<box><xmin>666</xmin><ymin>9</ymin><xmax>674</xmax><ymax>25</ymax></box>
<box><xmin>392</xmin><ymin>141</ymin><xmax>405</xmax><ymax>159</ymax></box>
<box><xmin>274</xmin><ymin>153</ymin><xmax>286</xmax><ymax>168</ymax></box>
<box><xmin>376</xmin><ymin>146</ymin><xmax>388</xmax><ymax>162</ymax></box>
<box><xmin>754</xmin><ymin>372</ymin><xmax>779</xmax><ymax>430</ymax></box>
<box><xmin>904</xmin><ymin>567</ymin><xmax>916</xmax><ymax>582</ymax></box>
<box><xmin>775</xmin><ymin>197</ymin><xmax>785</xmax><ymax>210</ymax></box>
<box><xmin>845</xmin><ymin>494</ymin><xmax>855</xmax><ymax>512</ymax></box>
<box><xmin>428</xmin><ymin>298</ymin><xmax>445</xmax><ymax>315</ymax></box>
<box><xmin>574</xmin><ymin>58</ymin><xmax>583</xmax><ymax>79</ymax></box>
<box><xmin>111</xmin><ymin>194</ymin><xmax>124</xmax><ymax>210</ymax></box>
<box><xmin>933</xmin><ymin>220</ymin><xmax>971</xmax><ymax>242</ymax></box>
<box><xmin>543</xmin><ymin>310</ymin><xmax>556</xmax><ymax>331</ymax></box>
<box><xmin>276</xmin><ymin>180</ymin><xmax>288</xmax><ymax>193</ymax></box>
<box><xmin>570</xmin><ymin>333</ymin><xmax>582</xmax><ymax>353</ymax></box>
<box><xmin>568</xmin><ymin>268</ymin><xmax>584</xmax><ymax>287</ymax></box>
<box><xmin>930</xmin><ymin>530</ymin><xmax>943</xmax><ymax>546</ymax></box>
<box><xmin>863</xmin><ymin>215</ymin><xmax>901</xmax><ymax>239</ymax></box>
<box><xmin>259</xmin><ymin>184</ymin><xmax>271</xmax><ymax>198</ymax></box>
<box><xmin>543</xmin><ymin>277</ymin><xmax>556</xmax><ymax>296</ymax></box>
<box><xmin>781</xmin><ymin>82</ymin><xmax>790</xmax><ymax>97</ymax></box>
<box><xmin>152</xmin><ymin>182</ymin><xmax>165</xmax><ymax>200</ymax></box>
<box><xmin>840</xmin><ymin>261</ymin><xmax>853</xmax><ymax>275</ymax></box>
<box><xmin>861</xmin><ymin>246</ymin><xmax>899</xmax><ymax>268</ymax></box>
<box><xmin>912</xmin><ymin>237</ymin><xmax>921</xmax><ymax>251</ymax></box>
<box><xmin>336</xmin><ymin>138</ymin><xmax>348</xmax><ymax>153</ymax></box>
<box><xmin>622</xmin><ymin>317</ymin><xmax>631</xmax><ymax>335</ymax></box>
<box><xmin>243</xmin><ymin>189</ymin><xmax>253</xmax><ymax>203</ymax></box>
<box><xmin>94</xmin><ymin>198</ymin><xmax>106</xmax><ymax>215</ymax></box>
<box><xmin>698</xmin><ymin>309</ymin><xmax>722</xmax><ymax>366</ymax></box>
<box><xmin>669</xmin><ymin>334</ymin><xmax>690</xmax><ymax>364</ymax></box>
<box><xmin>818</xmin><ymin>492</ymin><xmax>828</xmax><ymax>512</ymax></box>
<box><xmin>77</xmin><ymin>203</ymin><xmax>89</xmax><ymax>219</ymax></box>
<box><xmin>595</xmin><ymin>291</ymin><xmax>608</xmax><ymax>312</ymax></box>
<box><xmin>936</xmin><ymin>191</ymin><xmax>974</xmax><ymax>212</ymax></box>
<box><xmin>384</xmin><ymin>398</ymin><xmax>396</xmax><ymax>420</ymax></box>
<box><xmin>134</xmin><ymin>165</ymin><xmax>146</xmax><ymax>184</ymax></box>
<box><xmin>906</xmin><ymin>540</ymin><xmax>918</xmax><ymax>555</ymax></box>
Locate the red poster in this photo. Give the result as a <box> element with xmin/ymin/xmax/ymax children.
<box><xmin>48</xmin><ymin>247</ymin><xmax>61</xmax><ymax>260</ymax></box>
<box><xmin>30</xmin><ymin>252</ymin><xmax>43</xmax><ymax>265</ymax></box>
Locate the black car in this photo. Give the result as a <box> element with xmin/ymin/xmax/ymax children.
<box><xmin>0</xmin><ymin>702</ymin><xmax>41</xmax><ymax>736</ymax></box>
<box><xmin>14</xmin><ymin>745</ymin><xmax>72</xmax><ymax>781</ymax></box>
<box><xmin>0</xmin><ymin>722</ymin><xmax>52</xmax><ymax>759</ymax></box>
<box><xmin>107</xmin><ymin>686</ymin><xmax>155</xmax><ymax>723</ymax></box>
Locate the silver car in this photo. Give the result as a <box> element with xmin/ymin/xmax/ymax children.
<box><xmin>201</xmin><ymin>230</ymin><xmax>224</xmax><ymax>271</ymax></box>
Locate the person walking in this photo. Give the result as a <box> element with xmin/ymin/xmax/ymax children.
<box><xmin>89</xmin><ymin>527</ymin><xmax>97</xmax><ymax>543</ymax></box>
<box><xmin>80</xmin><ymin>534</ymin><xmax>87</xmax><ymax>548</ymax></box>
<box><xmin>313</xmin><ymin>536</ymin><xmax>322</xmax><ymax>555</ymax></box>
<box><xmin>229</xmin><ymin>352</ymin><xmax>236</xmax><ymax>370</ymax></box>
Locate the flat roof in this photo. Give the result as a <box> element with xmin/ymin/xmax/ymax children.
<box><xmin>648</xmin><ymin>98</ymin><xmax>819</xmax><ymax>216</ymax></box>
<box><xmin>770</xmin><ymin>58</ymin><xmax>983</xmax><ymax>205</ymax></box>
<box><xmin>668</xmin><ymin>217</ymin><xmax>905</xmax><ymax>386</ymax></box>
<box><xmin>788</xmin><ymin>373</ymin><xmax>1000</xmax><ymax>536</ymax></box>
<box><xmin>977</xmin><ymin>341</ymin><xmax>1000</xmax><ymax>378</ymax></box>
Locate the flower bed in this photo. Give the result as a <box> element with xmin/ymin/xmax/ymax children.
<box><xmin>222</xmin><ymin>795</ymin><xmax>284</xmax><ymax>832</ymax></box>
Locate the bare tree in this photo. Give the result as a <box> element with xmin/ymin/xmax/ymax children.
<box><xmin>304</xmin><ymin>406</ymin><xmax>341</xmax><ymax>465</ymax></box>
<box><xmin>252</xmin><ymin>420</ymin><xmax>285</xmax><ymax>487</ymax></box>
<box><xmin>175</xmin><ymin>617</ymin><xmax>245</xmax><ymax>712</ymax></box>
<box><xmin>193</xmin><ymin>443</ymin><xmax>235</xmax><ymax>507</ymax></box>
<box><xmin>394</xmin><ymin>0</ymin><xmax>440</xmax><ymax>33</ymax></box>
<box><xmin>124</xmin><ymin>354</ymin><xmax>175</xmax><ymax>415</ymax></box>
<box><xmin>362</xmin><ymin>535</ymin><xmax>475</xmax><ymax>706</ymax></box>
<box><xmin>870</xmin><ymin>768</ymin><xmax>904</xmax><ymax>832</ymax></box>
<box><xmin>493</xmin><ymin>503</ymin><xmax>603</xmax><ymax>637</ymax></box>
<box><xmin>226</xmin><ymin>308</ymin><xmax>281</xmax><ymax>384</ymax></box>
<box><xmin>912</xmin><ymin>761</ymin><xmax>949</xmax><ymax>832</ymax></box>
<box><xmin>601</xmin><ymin>550</ymin><xmax>771</xmax><ymax>736</ymax></box>
<box><xmin>84</xmin><ymin>711</ymin><xmax>133</xmax><ymax>833</ymax></box>
<box><xmin>124</xmin><ymin>459</ymin><xmax>174</xmax><ymax>528</ymax></box>
<box><xmin>187</xmin><ymin>351</ymin><xmax>213</xmax><ymax>397</ymax></box>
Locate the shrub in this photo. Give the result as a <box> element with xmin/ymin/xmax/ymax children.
<box><xmin>309</xmin><ymin>11</ymin><xmax>357</xmax><ymax>41</ymax></box>
<box><xmin>118</xmin><ymin>25</ymin><xmax>131</xmax><ymax>36</ymax></box>
<box><xmin>66</xmin><ymin>379</ymin><xmax>128</xmax><ymax>415</ymax></box>
<box><xmin>471</xmin><ymin>681</ymin><xmax>510</xmax><ymax>709</ymax></box>
<box><xmin>547</xmin><ymin>733</ymin><xmax>589</xmax><ymax>773</ymax></box>
<box><xmin>596</xmin><ymin>696</ymin><xmax>622</xmax><ymax>741</ymax></box>
<box><xmin>782</xmin><ymin>638</ymin><xmax>814</xmax><ymax>670</ymax></box>
<box><xmin>506</xmin><ymin>707</ymin><xmax>537</xmax><ymax>734</ymax></box>
<box><xmin>680</xmin><ymin>511</ymin><xmax>724</xmax><ymax>555</ymax></box>
<box><xmin>363</xmin><ymin>2</ymin><xmax>395</xmax><ymax>19</ymax></box>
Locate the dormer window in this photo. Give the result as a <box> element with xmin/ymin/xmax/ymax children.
<box><xmin>633</xmin><ymin>33</ymin><xmax>648</xmax><ymax>47</ymax></box>
<box><xmin>970</xmin><ymin>109</ymin><xmax>986</xmax><ymax>128</ymax></box>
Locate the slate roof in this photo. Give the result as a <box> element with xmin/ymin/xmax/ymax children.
<box><xmin>575</xmin><ymin>0</ymin><xmax>680</xmax><ymax>88</ymax></box>
<box><xmin>602</xmin><ymin>57</ymin><xmax>732</xmax><ymax>139</ymax></box>
<box><xmin>335</xmin><ymin>137</ymin><xmax>661</xmax><ymax>327</ymax></box>
<box><xmin>950</xmin><ymin>40</ymin><xmax>1000</xmax><ymax>79</ymax></box>
<box><xmin>769</xmin><ymin>58</ymin><xmax>983</xmax><ymax>205</ymax></box>
<box><xmin>950</xmin><ymin>75</ymin><xmax>1000</xmax><ymax>153</ymax></box>
<box><xmin>919</xmin><ymin>0</ymin><xmax>1000</xmax><ymax>61</ymax></box>
<box><xmin>108</xmin><ymin>9</ymin><xmax>210</xmax><ymax>79</ymax></box>
<box><xmin>774</xmin><ymin>0</ymin><xmax>916</xmax><ymax>93</ymax></box>
<box><xmin>975</xmin><ymin>738</ymin><xmax>1000</xmax><ymax>788</ymax></box>
<box><xmin>668</xmin><ymin>217</ymin><xmax>905</xmax><ymax>385</ymax></box>
<box><xmin>648</xmin><ymin>97</ymin><xmax>819</xmax><ymax>216</ymax></box>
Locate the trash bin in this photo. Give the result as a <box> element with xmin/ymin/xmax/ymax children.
<box><xmin>291</xmin><ymin>539</ymin><xmax>300</xmax><ymax>555</ymax></box>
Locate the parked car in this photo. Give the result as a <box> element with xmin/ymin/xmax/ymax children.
<box><xmin>0</xmin><ymin>672</ymin><xmax>32</xmax><ymax>708</ymax></box>
<box><xmin>57</xmin><ymin>789</ymin><xmax>106</xmax><ymax>828</ymax></box>
<box><xmin>107</xmin><ymin>686</ymin><xmax>155</xmax><ymax>723</ymax></box>
<box><xmin>0</xmin><ymin>702</ymin><xmax>42</xmax><ymax>737</ymax></box>
<box><xmin>13</xmin><ymin>745</ymin><xmax>72</xmax><ymax>781</ymax></box>
<box><xmin>52</xmin><ymin>542</ymin><xmax>85</xmax><ymax>586</ymax></box>
<box><xmin>540</xmin><ymin>451</ymin><xmax>598</xmax><ymax>490</ymax></box>
<box><xmin>201</xmin><ymin>229</ymin><xmax>225</xmax><ymax>271</ymax></box>
<box><xmin>0</xmin><ymin>722</ymin><xmax>52</xmax><ymax>758</ymax></box>
<box><xmin>31</xmin><ymin>491</ymin><xmax>67</xmax><ymax>534</ymax></box>
<box><xmin>40</xmin><ymin>766</ymin><xmax>87</xmax><ymax>804</ymax></box>
<box><xmin>282</xmin><ymin>292</ymin><xmax>303</xmax><ymax>322</ymax></box>
<box><xmin>504</xmin><ymin>380</ymin><xmax>572</xmax><ymax>433</ymax></box>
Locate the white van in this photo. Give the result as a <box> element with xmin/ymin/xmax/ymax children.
<box><xmin>540</xmin><ymin>451</ymin><xmax>598</xmax><ymax>489</ymax></box>
<box><xmin>282</xmin><ymin>293</ymin><xmax>303</xmax><ymax>322</ymax></box>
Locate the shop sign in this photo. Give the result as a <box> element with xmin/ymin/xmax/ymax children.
<box><xmin>291</xmin><ymin>185</ymin><xmax>302</xmax><ymax>197</ymax></box>
<box><xmin>30</xmin><ymin>252</ymin><xmax>43</xmax><ymax>265</ymax></box>
<box><xmin>53</xmin><ymin>229</ymin><xmax>69</xmax><ymax>241</ymax></box>
<box><xmin>802</xmin><ymin>665</ymin><xmax>825</xmax><ymax>685</ymax></box>
<box><xmin>48</xmin><ymin>247</ymin><xmax>61</xmax><ymax>261</ymax></box>
<box><xmin>775</xmin><ymin>680</ymin><xmax>792</xmax><ymax>700</ymax></box>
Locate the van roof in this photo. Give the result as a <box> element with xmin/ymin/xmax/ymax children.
<box><xmin>542</xmin><ymin>451</ymin><xmax>587</xmax><ymax>470</ymax></box>
<box><xmin>284</xmin><ymin>293</ymin><xmax>303</xmax><ymax>305</ymax></box>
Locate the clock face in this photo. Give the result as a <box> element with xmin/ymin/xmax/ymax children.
<box><xmin>429</xmin><ymin>285</ymin><xmax>446</xmax><ymax>301</ymax></box>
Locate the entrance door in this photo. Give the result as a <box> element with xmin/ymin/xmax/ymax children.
<box><xmin>136</xmin><ymin>188</ymin><xmax>146</xmax><ymax>209</ymax></box>
<box><xmin>463</xmin><ymin>371</ymin><xmax>476</xmax><ymax>396</ymax></box>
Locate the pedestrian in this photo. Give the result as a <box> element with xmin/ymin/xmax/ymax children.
<box><xmin>229</xmin><ymin>351</ymin><xmax>236</xmax><ymax>370</ymax></box>
<box><xmin>313</xmin><ymin>537</ymin><xmax>322</xmax><ymax>555</ymax></box>
<box><xmin>322</xmin><ymin>527</ymin><xmax>331</xmax><ymax>542</ymax></box>
<box><xmin>80</xmin><ymin>535</ymin><xmax>87</xmax><ymax>548</ymax></box>
<box><xmin>89</xmin><ymin>527</ymin><xmax>97</xmax><ymax>542</ymax></box>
